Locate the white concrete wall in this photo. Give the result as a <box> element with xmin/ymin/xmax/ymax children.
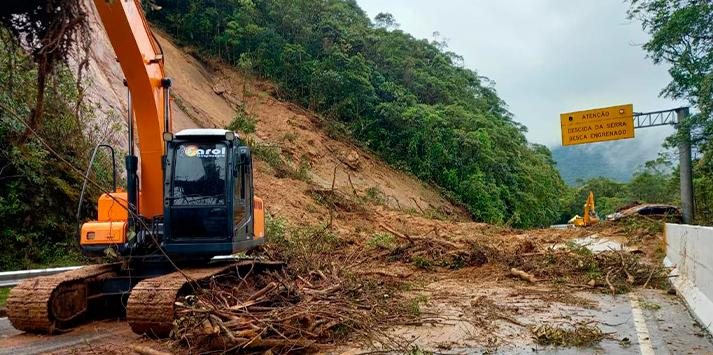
<box><xmin>665</xmin><ymin>223</ymin><xmax>713</xmax><ymax>334</ymax></box>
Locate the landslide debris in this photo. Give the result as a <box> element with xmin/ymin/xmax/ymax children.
<box><xmin>531</xmin><ymin>322</ymin><xmax>605</xmax><ymax>347</ymax></box>
<box><xmin>79</xmin><ymin>22</ymin><xmax>672</xmax><ymax>353</ymax></box>
<box><xmin>166</xmin><ymin>187</ymin><xmax>670</xmax><ymax>353</ymax></box>
<box><xmin>173</xmin><ymin>268</ymin><xmax>409</xmax><ymax>353</ymax></box>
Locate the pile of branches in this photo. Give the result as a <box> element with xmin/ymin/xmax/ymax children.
<box><xmin>376</xmin><ymin>224</ymin><xmax>492</xmax><ymax>270</ymax></box>
<box><xmin>507</xmin><ymin>245</ymin><xmax>670</xmax><ymax>293</ymax></box>
<box><xmin>172</xmin><ymin>268</ymin><xmax>404</xmax><ymax>353</ymax></box>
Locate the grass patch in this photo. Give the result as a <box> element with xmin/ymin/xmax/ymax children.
<box><xmin>227</xmin><ymin>105</ymin><xmax>257</xmax><ymax>134</ymax></box>
<box><xmin>423</xmin><ymin>208</ymin><xmax>448</xmax><ymax>220</ymax></box>
<box><xmin>281</xmin><ymin>132</ymin><xmax>298</xmax><ymax>143</ymax></box>
<box><xmin>408</xmin><ymin>294</ymin><xmax>429</xmax><ymax>317</ymax></box>
<box><xmin>363</xmin><ymin>186</ymin><xmax>386</xmax><ymax>205</ymax></box>
<box><xmin>412</xmin><ymin>256</ymin><xmax>433</xmax><ymax>270</ymax></box>
<box><xmin>249</xmin><ymin>140</ymin><xmax>311</xmax><ymax>182</ymax></box>
<box><xmin>367</xmin><ymin>232</ymin><xmax>395</xmax><ymax>250</ymax></box>
<box><xmin>294</xmin><ymin>159</ymin><xmax>311</xmax><ymax>182</ymax></box>
<box><xmin>265</xmin><ymin>213</ymin><xmax>288</xmax><ymax>242</ymax></box>
<box><xmin>639</xmin><ymin>298</ymin><xmax>661</xmax><ymax>311</ymax></box>
<box><xmin>531</xmin><ymin>322</ymin><xmax>605</xmax><ymax>347</ymax></box>
<box><xmin>0</xmin><ymin>288</ymin><xmax>9</xmax><ymax>307</ymax></box>
<box><xmin>250</xmin><ymin>141</ymin><xmax>282</xmax><ymax>167</ymax></box>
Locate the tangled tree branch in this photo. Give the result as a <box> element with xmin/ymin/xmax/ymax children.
<box><xmin>0</xmin><ymin>0</ymin><xmax>91</xmax><ymax>142</ymax></box>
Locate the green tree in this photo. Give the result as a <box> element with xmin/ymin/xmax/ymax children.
<box><xmin>628</xmin><ymin>1</ymin><xmax>712</xmax><ymax>121</ymax></box>
<box><xmin>628</xmin><ymin>0</ymin><xmax>713</xmax><ymax>224</ymax></box>
<box><xmin>0</xmin><ymin>30</ymin><xmax>112</xmax><ymax>270</ymax></box>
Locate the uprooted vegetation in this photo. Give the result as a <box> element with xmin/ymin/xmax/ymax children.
<box><xmin>164</xmin><ymin>185</ymin><xmax>671</xmax><ymax>353</ymax></box>
<box><xmin>358</xmin><ymin>214</ymin><xmax>669</xmax><ymax>293</ymax></box>
<box><xmin>531</xmin><ymin>322</ymin><xmax>606</xmax><ymax>347</ymax></box>
<box><xmin>173</xmin><ymin>268</ymin><xmax>411</xmax><ymax>353</ymax></box>
<box><xmin>170</xmin><ymin>219</ymin><xmax>421</xmax><ymax>353</ymax></box>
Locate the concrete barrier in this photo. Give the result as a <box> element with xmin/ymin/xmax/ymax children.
<box><xmin>665</xmin><ymin>223</ymin><xmax>713</xmax><ymax>335</ymax></box>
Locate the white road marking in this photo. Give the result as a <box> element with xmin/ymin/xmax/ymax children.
<box><xmin>629</xmin><ymin>293</ymin><xmax>656</xmax><ymax>355</ymax></box>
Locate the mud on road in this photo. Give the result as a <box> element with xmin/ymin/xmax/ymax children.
<box><xmin>2</xmin><ymin>285</ymin><xmax>712</xmax><ymax>354</ymax></box>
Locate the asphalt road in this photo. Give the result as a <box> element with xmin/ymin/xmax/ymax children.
<box><xmin>516</xmin><ymin>289</ymin><xmax>713</xmax><ymax>354</ymax></box>
<box><xmin>0</xmin><ymin>289</ymin><xmax>712</xmax><ymax>354</ymax></box>
<box><xmin>0</xmin><ymin>318</ymin><xmax>134</xmax><ymax>354</ymax></box>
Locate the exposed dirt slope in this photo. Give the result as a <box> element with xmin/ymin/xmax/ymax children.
<box><xmin>82</xmin><ymin>14</ymin><xmax>467</xmax><ymax>222</ymax></box>
<box><xmin>157</xmin><ymin>32</ymin><xmax>468</xmax><ymax>222</ymax></box>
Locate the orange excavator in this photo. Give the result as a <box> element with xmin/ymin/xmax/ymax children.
<box><xmin>7</xmin><ymin>0</ymin><xmax>278</xmax><ymax>336</ymax></box>
<box><xmin>568</xmin><ymin>191</ymin><xmax>599</xmax><ymax>227</ymax></box>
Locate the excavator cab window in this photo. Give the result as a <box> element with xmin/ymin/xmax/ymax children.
<box><xmin>171</xmin><ymin>143</ymin><xmax>227</xmax><ymax>206</ymax></box>
<box><xmin>167</xmin><ymin>141</ymin><xmax>231</xmax><ymax>240</ymax></box>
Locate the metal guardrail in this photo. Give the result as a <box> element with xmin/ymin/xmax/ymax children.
<box><xmin>0</xmin><ymin>266</ymin><xmax>82</xmax><ymax>288</ymax></box>
<box><xmin>0</xmin><ymin>256</ymin><xmax>248</xmax><ymax>288</ymax></box>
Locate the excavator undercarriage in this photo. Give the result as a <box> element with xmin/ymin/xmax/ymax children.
<box><xmin>7</xmin><ymin>260</ymin><xmax>283</xmax><ymax>336</ymax></box>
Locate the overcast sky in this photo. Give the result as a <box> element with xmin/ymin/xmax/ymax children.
<box><xmin>357</xmin><ymin>0</ymin><xmax>684</xmax><ymax>148</ymax></box>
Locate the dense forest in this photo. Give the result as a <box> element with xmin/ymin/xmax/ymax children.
<box><xmin>148</xmin><ymin>0</ymin><xmax>567</xmax><ymax>228</ymax></box>
<box><xmin>0</xmin><ymin>0</ymin><xmax>711</xmax><ymax>269</ymax></box>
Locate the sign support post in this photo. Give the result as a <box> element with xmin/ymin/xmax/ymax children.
<box><xmin>677</xmin><ymin>107</ymin><xmax>694</xmax><ymax>224</ymax></box>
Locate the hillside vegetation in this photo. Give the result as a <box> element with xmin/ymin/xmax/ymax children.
<box><xmin>0</xmin><ymin>31</ymin><xmax>111</xmax><ymax>270</ymax></box>
<box><xmin>148</xmin><ymin>0</ymin><xmax>566</xmax><ymax>228</ymax></box>
<box><xmin>626</xmin><ymin>0</ymin><xmax>713</xmax><ymax>224</ymax></box>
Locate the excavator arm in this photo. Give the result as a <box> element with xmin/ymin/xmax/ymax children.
<box><xmin>93</xmin><ymin>0</ymin><xmax>169</xmax><ymax>218</ymax></box>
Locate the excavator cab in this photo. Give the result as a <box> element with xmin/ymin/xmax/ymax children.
<box><xmin>162</xmin><ymin>129</ymin><xmax>264</xmax><ymax>257</ymax></box>
<box><xmin>80</xmin><ymin>128</ymin><xmax>264</xmax><ymax>260</ymax></box>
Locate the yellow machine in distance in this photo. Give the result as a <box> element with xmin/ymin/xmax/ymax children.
<box><xmin>569</xmin><ymin>192</ymin><xmax>599</xmax><ymax>227</ymax></box>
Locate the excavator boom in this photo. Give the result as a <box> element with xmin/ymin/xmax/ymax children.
<box><xmin>94</xmin><ymin>0</ymin><xmax>167</xmax><ymax>218</ymax></box>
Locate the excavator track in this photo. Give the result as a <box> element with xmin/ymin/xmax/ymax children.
<box><xmin>6</xmin><ymin>263</ymin><xmax>120</xmax><ymax>334</ymax></box>
<box><xmin>127</xmin><ymin>260</ymin><xmax>283</xmax><ymax>337</ymax></box>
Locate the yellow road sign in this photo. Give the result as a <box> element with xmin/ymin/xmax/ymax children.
<box><xmin>560</xmin><ymin>104</ymin><xmax>634</xmax><ymax>146</ymax></box>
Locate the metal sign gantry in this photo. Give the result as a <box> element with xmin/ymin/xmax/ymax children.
<box><xmin>633</xmin><ymin>107</ymin><xmax>694</xmax><ymax>224</ymax></box>
<box><xmin>634</xmin><ymin>107</ymin><xmax>684</xmax><ymax>128</ymax></box>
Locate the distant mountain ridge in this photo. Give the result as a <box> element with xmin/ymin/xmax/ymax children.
<box><xmin>551</xmin><ymin>135</ymin><xmax>670</xmax><ymax>185</ymax></box>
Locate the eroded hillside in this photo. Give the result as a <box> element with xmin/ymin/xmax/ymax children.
<box><xmin>82</xmin><ymin>13</ymin><xmax>468</xmax><ymax>226</ymax></box>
